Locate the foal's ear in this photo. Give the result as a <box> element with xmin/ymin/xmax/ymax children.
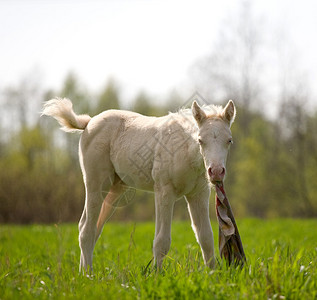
<box><xmin>222</xmin><ymin>100</ymin><xmax>236</xmax><ymax>127</ymax></box>
<box><xmin>192</xmin><ymin>101</ymin><xmax>207</xmax><ymax>126</ymax></box>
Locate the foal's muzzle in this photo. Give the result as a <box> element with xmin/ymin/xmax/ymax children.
<box><xmin>208</xmin><ymin>165</ymin><xmax>226</xmax><ymax>183</ymax></box>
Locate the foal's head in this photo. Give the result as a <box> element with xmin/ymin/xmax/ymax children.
<box><xmin>192</xmin><ymin>100</ymin><xmax>236</xmax><ymax>184</ymax></box>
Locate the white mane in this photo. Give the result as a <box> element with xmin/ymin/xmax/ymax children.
<box><xmin>161</xmin><ymin>104</ymin><xmax>225</xmax><ymax>141</ymax></box>
<box><xmin>166</xmin><ymin>104</ymin><xmax>225</xmax><ymax>132</ymax></box>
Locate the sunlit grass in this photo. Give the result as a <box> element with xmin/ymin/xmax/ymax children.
<box><xmin>0</xmin><ymin>219</ymin><xmax>316</xmax><ymax>299</ymax></box>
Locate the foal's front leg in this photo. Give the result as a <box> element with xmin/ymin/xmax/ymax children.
<box><xmin>153</xmin><ymin>185</ymin><xmax>176</xmax><ymax>268</ymax></box>
<box><xmin>186</xmin><ymin>186</ymin><xmax>215</xmax><ymax>268</ymax></box>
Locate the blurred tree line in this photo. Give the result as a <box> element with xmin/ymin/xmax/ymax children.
<box><xmin>0</xmin><ymin>3</ymin><xmax>316</xmax><ymax>223</ymax></box>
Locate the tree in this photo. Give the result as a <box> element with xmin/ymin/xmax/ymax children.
<box><xmin>58</xmin><ymin>72</ymin><xmax>91</xmax><ymax>161</ymax></box>
<box><xmin>193</xmin><ymin>2</ymin><xmax>265</xmax><ymax>135</ymax></box>
<box><xmin>2</xmin><ymin>73</ymin><xmax>42</xmax><ymax>133</ymax></box>
<box><xmin>60</xmin><ymin>72</ymin><xmax>91</xmax><ymax>114</ymax></box>
<box><xmin>132</xmin><ymin>91</ymin><xmax>165</xmax><ymax>116</ymax></box>
<box><xmin>95</xmin><ymin>78</ymin><xmax>120</xmax><ymax>114</ymax></box>
<box><xmin>278</xmin><ymin>96</ymin><xmax>316</xmax><ymax>216</ymax></box>
<box><xmin>194</xmin><ymin>2</ymin><xmax>264</xmax><ymax>106</ymax></box>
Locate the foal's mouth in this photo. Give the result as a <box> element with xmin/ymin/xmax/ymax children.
<box><xmin>209</xmin><ymin>176</ymin><xmax>225</xmax><ymax>185</ymax></box>
<box><xmin>211</xmin><ymin>180</ymin><xmax>222</xmax><ymax>185</ymax></box>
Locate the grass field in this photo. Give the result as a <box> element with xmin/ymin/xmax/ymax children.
<box><xmin>0</xmin><ymin>219</ymin><xmax>316</xmax><ymax>299</ymax></box>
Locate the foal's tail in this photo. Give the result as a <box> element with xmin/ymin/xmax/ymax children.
<box><xmin>42</xmin><ymin>98</ymin><xmax>91</xmax><ymax>133</ymax></box>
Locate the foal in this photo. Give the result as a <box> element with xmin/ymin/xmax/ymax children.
<box><xmin>42</xmin><ymin>98</ymin><xmax>236</xmax><ymax>273</ymax></box>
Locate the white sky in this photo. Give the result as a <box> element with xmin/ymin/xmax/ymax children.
<box><xmin>1</xmin><ymin>0</ymin><xmax>317</xmax><ymax>106</ymax></box>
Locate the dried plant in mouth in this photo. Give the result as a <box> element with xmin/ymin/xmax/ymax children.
<box><xmin>215</xmin><ymin>182</ymin><xmax>246</xmax><ymax>266</ymax></box>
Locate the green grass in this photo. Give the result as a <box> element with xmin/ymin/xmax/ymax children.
<box><xmin>0</xmin><ymin>219</ymin><xmax>316</xmax><ymax>299</ymax></box>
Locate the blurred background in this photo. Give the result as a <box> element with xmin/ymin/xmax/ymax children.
<box><xmin>0</xmin><ymin>0</ymin><xmax>316</xmax><ymax>223</ymax></box>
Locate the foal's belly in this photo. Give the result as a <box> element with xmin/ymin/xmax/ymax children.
<box><xmin>111</xmin><ymin>148</ymin><xmax>156</xmax><ymax>191</ymax></box>
<box><xmin>115</xmin><ymin>164</ymin><xmax>155</xmax><ymax>191</ymax></box>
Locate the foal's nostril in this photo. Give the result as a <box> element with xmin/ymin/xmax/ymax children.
<box><xmin>221</xmin><ymin>168</ymin><xmax>226</xmax><ymax>176</ymax></box>
<box><xmin>208</xmin><ymin>167</ymin><xmax>213</xmax><ymax>177</ymax></box>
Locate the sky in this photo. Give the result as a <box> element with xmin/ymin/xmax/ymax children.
<box><xmin>1</xmin><ymin>0</ymin><xmax>317</xmax><ymax>107</ymax></box>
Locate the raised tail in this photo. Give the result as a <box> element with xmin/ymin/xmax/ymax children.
<box><xmin>42</xmin><ymin>98</ymin><xmax>91</xmax><ymax>133</ymax></box>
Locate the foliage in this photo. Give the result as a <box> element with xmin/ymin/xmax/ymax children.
<box><xmin>132</xmin><ymin>91</ymin><xmax>166</xmax><ymax>116</ymax></box>
<box><xmin>1</xmin><ymin>72</ymin><xmax>317</xmax><ymax>222</ymax></box>
<box><xmin>60</xmin><ymin>72</ymin><xmax>91</xmax><ymax>115</ymax></box>
<box><xmin>0</xmin><ymin>219</ymin><xmax>316</xmax><ymax>299</ymax></box>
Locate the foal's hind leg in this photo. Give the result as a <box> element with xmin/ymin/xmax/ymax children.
<box><xmin>79</xmin><ymin>179</ymin><xmax>111</xmax><ymax>274</ymax></box>
<box><xmin>78</xmin><ymin>158</ymin><xmax>115</xmax><ymax>273</ymax></box>
<box><xmin>95</xmin><ymin>178</ymin><xmax>127</xmax><ymax>241</ymax></box>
